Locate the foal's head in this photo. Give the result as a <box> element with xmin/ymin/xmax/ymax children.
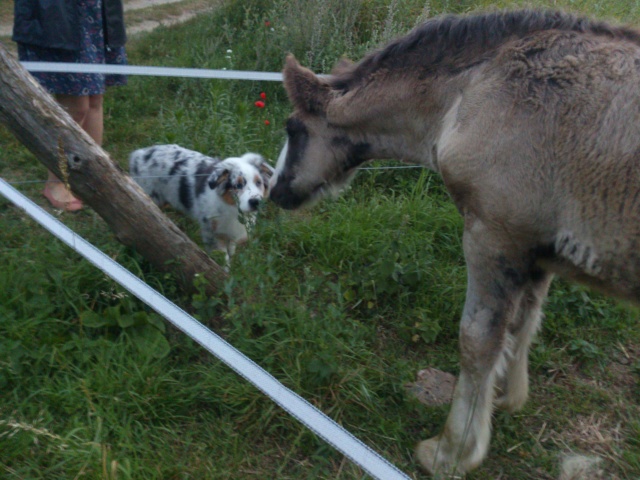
<box><xmin>270</xmin><ymin>55</ymin><xmax>373</xmax><ymax>210</ymax></box>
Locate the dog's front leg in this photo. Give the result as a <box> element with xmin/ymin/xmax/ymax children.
<box><xmin>200</xmin><ymin>218</ymin><xmax>218</xmax><ymax>251</ymax></box>
<box><xmin>216</xmin><ymin>239</ymin><xmax>232</xmax><ymax>272</ymax></box>
<box><xmin>416</xmin><ymin>220</ymin><xmax>530</xmax><ymax>476</ymax></box>
<box><xmin>200</xmin><ymin>224</ymin><xmax>231</xmax><ymax>270</ymax></box>
<box><xmin>226</xmin><ymin>241</ymin><xmax>237</xmax><ymax>264</ymax></box>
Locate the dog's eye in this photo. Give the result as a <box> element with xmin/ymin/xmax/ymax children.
<box><xmin>233</xmin><ymin>176</ymin><xmax>247</xmax><ymax>190</ymax></box>
<box><xmin>256</xmin><ymin>179</ymin><xmax>262</xmax><ymax>187</ymax></box>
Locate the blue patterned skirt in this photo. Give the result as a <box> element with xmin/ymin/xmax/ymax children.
<box><xmin>18</xmin><ymin>0</ymin><xmax>127</xmax><ymax>96</ymax></box>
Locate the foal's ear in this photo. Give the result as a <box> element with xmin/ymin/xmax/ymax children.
<box><xmin>283</xmin><ymin>54</ymin><xmax>331</xmax><ymax>115</ymax></box>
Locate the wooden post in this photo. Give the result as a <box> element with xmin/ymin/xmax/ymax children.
<box><xmin>0</xmin><ymin>43</ymin><xmax>227</xmax><ymax>301</ymax></box>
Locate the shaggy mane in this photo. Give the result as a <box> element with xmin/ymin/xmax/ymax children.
<box><xmin>331</xmin><ymin>9</ymin><xmax>640</xmax><ymax>91</ymax></box>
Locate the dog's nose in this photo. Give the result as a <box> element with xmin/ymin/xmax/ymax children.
<box><xmin>249</xmin><ymin>198</ymin><xmax>261</xmax><ymax>210</ymax></box>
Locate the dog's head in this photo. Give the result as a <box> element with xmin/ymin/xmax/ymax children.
<box><xmin>207</xmin><ymin>153</ymin><xmax>275</xmax><ymax>212</ymax></box>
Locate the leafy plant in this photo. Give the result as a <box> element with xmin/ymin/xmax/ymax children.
<box><xmin>80</xmin><ymin>306</ymin><xmax>170</xmax><ymax>359</ymax></box>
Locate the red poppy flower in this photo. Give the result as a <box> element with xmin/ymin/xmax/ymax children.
<box><xmin>265</xmin><ymin>21</ymin><xmax>271</xmax><ymax>27</ymax></box>
<box><xmin>260</xmin><ymin>92</ymin><xmax>267</xmax><ymax>100</ymax></box>
<box><xmin>255</xmin><ymin>101</ymin><xmax>265</xmax><ymax>108</ymax></box>
<box><xmin>264</xmin><ymin>120</ymin><xmax>270</xmax><ymax>126</ymax></box>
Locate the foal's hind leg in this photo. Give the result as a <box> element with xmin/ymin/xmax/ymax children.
<box><xmin>416</xmin><ymin>225</ymin><xmax>531</xmax><ymax>476</ymax></box>
<box><xmin>494</xmin><ymin>273</ymin><xmax>552</xmax><ymax>412</ymax></box>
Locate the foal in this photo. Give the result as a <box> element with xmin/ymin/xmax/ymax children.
<box><xmin>270</xmin><ymin>9</ymin><xmax>640</xmax><ymax>476</ymax></box>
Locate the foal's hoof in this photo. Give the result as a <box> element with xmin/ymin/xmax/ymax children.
<box><xmin>494</xmin><ymin>389</ymin><xmax>528</xmax><ymax>412</ymax></box>
<box><xmin>494</xmin><ymin>394</ymin><xmax>525</xmax><ymax>413</ymax></box>
<box><xmin>416</xmin><ymin>437</ymin><xmax>465</xmax><ymax>478</ymax></box>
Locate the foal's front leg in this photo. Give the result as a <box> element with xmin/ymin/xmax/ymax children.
<box><xmin>416</xmin><ymin>227</ymin><xmax>528</xmax><ymax>476</ymax></box>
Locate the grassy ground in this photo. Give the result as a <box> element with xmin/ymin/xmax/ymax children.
<box><xmin>1</xmin><ymin>0</ymin><xmax>639</xmax><ymax>479</ymax></box>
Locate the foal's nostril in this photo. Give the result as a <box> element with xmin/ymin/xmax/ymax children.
<box><xmin>249</xmin><ymin>198</ymin><xmax>260</xmax><ymax>210</ymax></box>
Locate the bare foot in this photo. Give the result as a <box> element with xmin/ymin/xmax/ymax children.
<box><xmin>43</xmin><ymin>180</ymin><xmax>83</xmax><ymax>211</ymax></box>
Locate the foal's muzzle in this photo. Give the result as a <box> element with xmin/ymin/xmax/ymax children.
<box><xmin>270</xmin><ymin>177</ymin><xmax>307</xmax><ymax>210</ymax></box>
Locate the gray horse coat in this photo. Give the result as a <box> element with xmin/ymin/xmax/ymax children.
<box><xmin>269</xmin><ymin>9</ymin><xmax>640</xmax><ymax>477</ymax></box>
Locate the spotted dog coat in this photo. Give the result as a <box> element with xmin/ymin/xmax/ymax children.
<box><xmin>130</xmin><ymin>144</ymin><xmax>274</xmax><ymax>265</ymax></box>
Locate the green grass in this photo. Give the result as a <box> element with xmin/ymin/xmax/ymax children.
<box><xmin>1</xmin><ymin>0</ymin><xmax>640</xmax><ymax>478</ymax></box>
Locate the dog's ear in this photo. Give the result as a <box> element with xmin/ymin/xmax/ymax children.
<box><xmin>258</xmin><ymin>161</ymin><xmax>275</xmax><ymax>184</ymax></box>
<box><xmin>243</xmin><ymin>153</ymin><xmax>275</xmax><ymax>185</ymax></box>
<box><xmin>243</xmin><ymin>153</ymin><xmax>266</xmax><ymax>169</ymax></box>
<box><xmin>256</xmin><ymin>160</ymin><xmax>275</xmax><ymax>193</ymax></box>
<box><xmin>207</xmin><ymin>167</ymin><xmax>230</xmax><ymax>190</ymax></box>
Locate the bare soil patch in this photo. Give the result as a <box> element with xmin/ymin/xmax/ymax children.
<box><xmin>405</xmin><ymin>367</ymin><xmax>456</xmax><ymax>406</ymax></box>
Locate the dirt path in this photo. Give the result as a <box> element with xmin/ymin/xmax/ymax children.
<box><xmin>0</xmin><ymin>0</ymin><xmax>219</xmax><ymax>38</ymax></box>
<box><xmin>124</xmin><ymin>0</ymin><xmax>220</xmax><ymax>35</ymax></box>
<box><xmin>125</xmin><ymin>0</ymin><xmax>185</xmax><ymax>10</ymax></box>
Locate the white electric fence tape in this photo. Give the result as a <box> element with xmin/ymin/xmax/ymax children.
<box><xmin>22</xmin><ymin>62</ymin><xmax>286</xmax><ymax>81</ymax></box>
<box><xmin>0</xmin><ymin>178</ymin><xmax>411</xmax><ymax>480</ymax></box>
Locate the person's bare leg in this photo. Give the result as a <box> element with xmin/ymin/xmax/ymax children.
<box><xmin>83</xmin><ymin>94</ymin><xmax>104</xmax><ymax>145</ymax></box>
<box><xmin>57</xmin><ymin>94</ymin><xmax>90</xmax><ymax>126</ymax></box>
<box><xmin>42</xmin><ymin>95</ymin><xmax>91</xmax><ymax>208</ymax></box>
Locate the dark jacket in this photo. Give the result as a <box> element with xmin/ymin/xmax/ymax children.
<box><xmin>12</xmin><ymin>0</ymin><xmax>127</xmax><ymax>51</ymax></box>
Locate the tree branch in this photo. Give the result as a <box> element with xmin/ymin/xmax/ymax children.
<box><xmin>0</xmin><ymin>42</ymin><xmax>227</xmax><ymax>303</ymax></box>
